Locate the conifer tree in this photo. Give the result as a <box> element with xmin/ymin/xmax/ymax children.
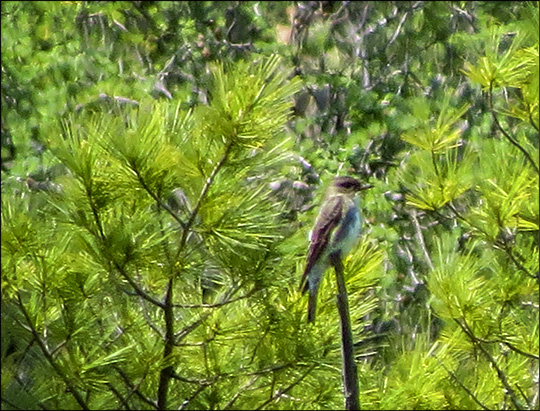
<box><xmin>373</xmin><ymin>10</ymin><xmax>539</xmax><ymax>410</ymax></box>
<box><xmin>1</xmin><ymin>54</ymin><xmax>385</xmax><ymax>410</ymax></box>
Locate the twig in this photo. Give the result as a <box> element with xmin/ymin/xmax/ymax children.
<box><xmin>114</xmin><ymin>366</ymin><xmax>158</xmax><ymax>409</ymax></box>
<box><xmin>456</xmin><ymin>318</ymin><xmax>525</xmax><ymax>410</ymax></box>
<box><xmin>527</xmin><ymin>105</ymin><xmax>539</xmax><ymax>131</ymax></box>
<box><xmin>107</xmin><ymin>382</ymin><xmax>132</xmax><ymax>410</ymax></box>
<box><xmin>501</xmin><ymin>244</ymin><xmax>536</xmax><ymax>280</ymax></box>
<box><xmin>113</xmin><ymin>261</ymin><xmax>165</xmax><ymax>308</ymax></box>
<box><xmin>223</xmin><ymin>376</ymin><xmax>259</xmax><ymax>409</ymax></box>
<box><xmin>174</xmin><ymin>313</ymin><xmax>212</xmax><ymax>343</ymax></box>
<box><xmin>179</xmin><ymin>384</ymin><xmax>210</xmax><ymax>410</ymax></box>
<box><xmin>178</xmin><ymin>141</ymin><xmax>234</xmax><ymax>252</ymax></box>
<box><xmin>131</xmin><ymin>0</ymin><xmax>158</xmax><ymax>34</ymax></box>
<box><xmin>446</xmin><ymin>201</ymin><xmax>535</xmax><ymax>279</ymax></box>
<box><xmin>83</xmin><ymin>174</ymin><xmax>166</xmax><ymax>309</ymax></box>
<box><xmin>133</xmin><ymin>168</ymin><xmax>187</xmax><ymax>229</ymax></box>
<box><xmin>255</xmin><ymin>364</ymin><xmax>317</xmax><ymax>410</ymax></box>
<box><xmin>1</xmin><ymin>397</ymin><xmax>24</xmax><ymax>410</ymax></box>
<box><xmin>170</xmin><ymin>372</ymin><xmax>208</xmax><ymax>385</ymax></box>
<box><xmin>502</xmin><ymin>341</ymin><xmax>539</xmax><ymax>360</ymax></box>
<box><xmin>410</xmin><ymin>209</ymin><xmax>435</xmax><ymax>271</ymax></box>
<box><xmin>466</xmin><ymin>334</ymin><xmax>539</xmax><ymax>360</ymax></box>
<box><xmin>436</xmin><ymin>356</ymin><xmax>490</xmax><ymax>410</ymax></box>
<box><xmin>388</xmin><ymin>11</ymin><xmax>409</xmax><ymax>45</ymax></box>
<box><xmin>489</xmin><ymin>82</ymin><xmax>539</xmax><ymax>173</ymax></box>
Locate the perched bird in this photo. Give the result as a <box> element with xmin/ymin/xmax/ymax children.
<box><xmin>300</xmin><ymin>176</ymin><xmax>372</xmax><ymax>323</ymax></box>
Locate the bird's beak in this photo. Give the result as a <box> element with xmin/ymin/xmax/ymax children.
<box><xmin>359</xmin><ymin>183</ymin><xmax>373</xmax><ymax>191</ymax></box>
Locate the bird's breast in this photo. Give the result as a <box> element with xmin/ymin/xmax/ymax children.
<box><xmin>331</xmin><ymin>204</ymin><xmax>361</xmax><ymax>256</ymax></box>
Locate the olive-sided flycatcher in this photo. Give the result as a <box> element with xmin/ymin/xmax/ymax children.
<box><xmin>300</xmin><ymin>176</ymin><xmax>372</xmax><ymax>323</ymax></box>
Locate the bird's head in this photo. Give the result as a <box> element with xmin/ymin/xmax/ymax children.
<box><xmin>332</xmin><ymin>176</ymin><xmax>373</xmax><ymax>195</ymax></box>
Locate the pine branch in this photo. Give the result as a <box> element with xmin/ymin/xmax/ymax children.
<box><xmin>174</xmin><ymin>313</ymin><xmax>212</xmax><ymax>343</ymax></box>
<box><xmin>456</xmin><ymin>318</ymin><xmax>525</xmax><ymax>410</ymax></box>
<box><xmin>85</xmin><ymin>184</ymin><xmax>106</xmax><ymax>241</ymax></box>
<box><xmin>1</xmin><ymin>397</ymin><xmax>24</xmax><ymax>410</ymax></box>
<box><xmin>139</xmin><ymin>298</ymin><xmax>165</xmax><ymax>339</ymax></box>
<box><xmin>178</xmin><ymin>384</ymin><xmax>211</xmax><ymax>411</ymax></box>
<box><xmin>114</xmin><ymin>366</ymin><xmax>158</xmax><ymax>409</ymax></box>
<box><xmin>223</xmin><ymin>376</ymin><xmax>259</xmax><ymax>410</ymax></box>
<box><xmin>500</xmin><ymin>244</ymin><xmax>536</xmax><ymax>280</ymax></box>
<box><xmin>446</xmin><ymin>201</ymin><xmax>536</xmax><ymax>279</ymax></box>
<box><xmin>527</xmin><ymin>105</ymin><xmax>539</xmax><ymax>131</ymax></box>
<box><xmin>133</xmin><ymin>168</ymin><xmax>187</xmax><ymax>229</ymax></box>
<box><xmin>16</xmin><ymin>293</ymin><xmax>91</xmax><ymax>411</ymax></box>
<box><xmin>501</xmin><ymin>341</ymin><xmax>539</xmax><ymax>360</ymax></box>
<box><xmin>113</xmin><ymin>261</ymin><xmax>165</xmax><ymax>308</ymax></box>
<box><xmin>254</xmin><ymin>364</ymin><xmax>317</xmax><ymax>410</ymax></box>
<box><xmin>466</xmin><ymin>334</ymin><xmax>539</xmax><ymax>360</ymax></box>
<box><xmin>82</xmin><ymin>175</ymin><xmax>166</xmax><ymax>309</ymax></box>
<box><xmin>107</xmin><ymin>382</ymin><xmax>132</xmax><ymax>410</ymax></box>
<box><xmin>436</xmin><ymin>356</ymin><xmax>490</xmax><ymax>410</ymax></box>
<box><xmin>155</xmin><ymin>139</ymin><xmax>237</xmax><ymax>410</ymax></box>
<box><xmin>177</xmin><ymin>141</ymin><xmax>234</xmax><ymax>255</ymax></box>
<box><xmin>170</xmin><ymin>372</ymin><xmax>209</xmax><ymax>385</ymax></box>
<box><xmin>489</xmin><ymin>81</ymin><xmax>539</xmax><ymax>173</ymax></box>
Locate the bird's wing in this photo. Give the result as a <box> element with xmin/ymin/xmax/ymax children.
<box><xmin>300</xmin><ymin>195</ymin><xmax>343</xmax><ymax>292</ymax></box>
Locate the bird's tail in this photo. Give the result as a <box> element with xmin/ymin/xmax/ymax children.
<box><xmin>302</xmin><ymin>265</ymin><xmax>323</xmax><ymax>323</ymax></box>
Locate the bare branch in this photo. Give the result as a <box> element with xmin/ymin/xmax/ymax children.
<box><xmin>410</xmin><ymin>209</ymin><xmax>435</xmax><ymax>271</ymax></box>
<box><xmin>330</xmin><ymin>253</ymin><xmax>360</xmax><ymax>410</ymax></box>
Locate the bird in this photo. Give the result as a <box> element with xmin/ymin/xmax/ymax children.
<box><xmin>299</xmin><ymin>176</ymin><xmax>372</xmax><ymax>323</ymax></box>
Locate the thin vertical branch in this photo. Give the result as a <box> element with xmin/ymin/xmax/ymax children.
<box><xmin>410</xmin><ymin>209</ymin><xmax>435</xmax><ymax>271</ymax></box>
<box><xmin>159</xmin><ymin>140</ymin><xmax>234</xmax><ymax>408</ymax></box>
<box><xmin>330</xmin><ymin>253</ymin><xmax>360</xmax><ymax>411</ymax></box>
<box><xmin>157</xmin><ymin>279</ymin><xmax>174</xmax><ymax>410</ymax></box>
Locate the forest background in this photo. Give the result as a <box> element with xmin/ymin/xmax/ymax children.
<box><xmin>1</xmin><ymin>1</ymin><xmax>538</xmax><ymax>410</ymax></box>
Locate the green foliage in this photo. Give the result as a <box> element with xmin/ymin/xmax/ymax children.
<box><xmin>401</xmin><ymin>97</ymin><xmax>470</xmax><ymax>153</ymax></box>
<box><xmin>386</xmin><ymin>5</ymin><xmax>539</xmax><ymax>410</ymax></box>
